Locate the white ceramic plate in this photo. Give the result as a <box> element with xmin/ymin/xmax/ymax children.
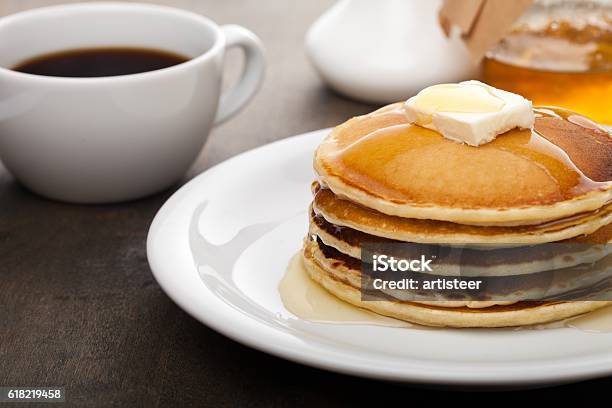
<box><xmin>147</xmin><ymin>129</ymin><xmax>612</xmax><ymax>387</ymax></box>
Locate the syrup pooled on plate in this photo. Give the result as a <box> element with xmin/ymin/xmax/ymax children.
<box><xmin>279</xmin><ymin>253</ymin><xmax>411</xmax><ymax>327</ymax></box>
<box><xmin>566</xmin><ymin>305</ymin><xmax>612</xmax><ymax>333</ymax></box>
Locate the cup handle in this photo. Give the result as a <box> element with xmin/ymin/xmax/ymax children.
<box><xmin>214</xmin><ymin>25</ymin><xmax>266</xmax><ymax>126</ymax></box>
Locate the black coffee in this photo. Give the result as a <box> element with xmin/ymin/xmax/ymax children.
<box><xmin>13</xmin><ymin>47</ymin><xmax>190</xmax><ymax>78</ymax></box>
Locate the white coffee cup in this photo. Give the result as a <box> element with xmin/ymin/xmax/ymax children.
<box><xmin>0</xmin><ymin>2</ymin><xmax>265</xmax><ymax>203</ymax></box>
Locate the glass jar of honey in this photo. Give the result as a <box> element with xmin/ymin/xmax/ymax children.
<box><xmin>482</xmin><ymin>0</ymin><xmax>612</xmax><ymax>125</ymax></box>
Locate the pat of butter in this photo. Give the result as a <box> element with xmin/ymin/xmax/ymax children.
<box><xmin>404</xmin><ymin>81</ymin><xmax>534</xmax><ymax>146</ymax></box>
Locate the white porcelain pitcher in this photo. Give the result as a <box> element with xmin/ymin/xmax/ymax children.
<box><xmin>306</xmin><ymin>0</ymin><xmax>477</xmax><ymax>103</ymax></box>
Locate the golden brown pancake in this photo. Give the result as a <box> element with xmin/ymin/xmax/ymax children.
<box><xmin>309</xmin><ymin>208</ymin><xmax>612</xmax><ymax>276</ymax></box>
<box><xmin>314</xmin><ymin>104</ymin><xmax>612</xmax><ymax>226</ymax></box>
<box><xmin>305</xmin><ymin>236</ymin><xmax>612</xmax><ymax>303</ymax></box>
<box><xmin>302</xmin><ymin>238</ymin><xmax>612</xmax><ymax>328</ymax></box>
<box><xmin>313</xmin><ymin>186</ymin><xmax>612</xmax><ymax>246</ymax></box>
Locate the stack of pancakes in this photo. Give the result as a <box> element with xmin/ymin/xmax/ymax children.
<box><xmin>303</xmin><ymin>103</ymin><xmax>612</xmax><ymax>327</ymax></box>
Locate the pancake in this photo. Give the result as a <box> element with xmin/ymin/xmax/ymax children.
<box><xmin>305</xmin><ymin>236</ymin><xmax>612</xmax><ymax>304</ymax></box>
<box><xmin>310</xmin><ymin>208</ymin><xmax>612</xmax><ymax>277</ymax></box>
<box><xmin>314</xmin><ymin>104</ymin><xmax>612</xmax><ymax>226</ymax></box>
<box><xmin>313</xmin><ymin>186</ymin><xmax>612</xmax><ymax>246</ymax></box>
<box><xmin>301</xmin><ymin>100</ymin><xmax>612</xmax><ymax>327</ymax></box>
<box><xmin>302</xmin><ymin>239</ymin><xmax>612</xmax><ymax>328</ymax></box>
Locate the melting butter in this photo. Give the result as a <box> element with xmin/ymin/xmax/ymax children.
<box><xmin>404</xmin><ymin>80</ymin><xmax>533</xmax><ymax>146</ymax></box>
<box><xmin>411</xmin><ymin>83</ymin><xmax>506</xmax><ymax>116</ymax></box>
<box><xmin>279</xmin><ymin>253</ymin><xmax>411</xmax><ymax>327</ymax></box>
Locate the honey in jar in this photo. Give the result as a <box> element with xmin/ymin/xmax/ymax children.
<box><xmin>482</xmin><ymin>0</ymin><xmax>612</xmax><ymax>125</ymax></box>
